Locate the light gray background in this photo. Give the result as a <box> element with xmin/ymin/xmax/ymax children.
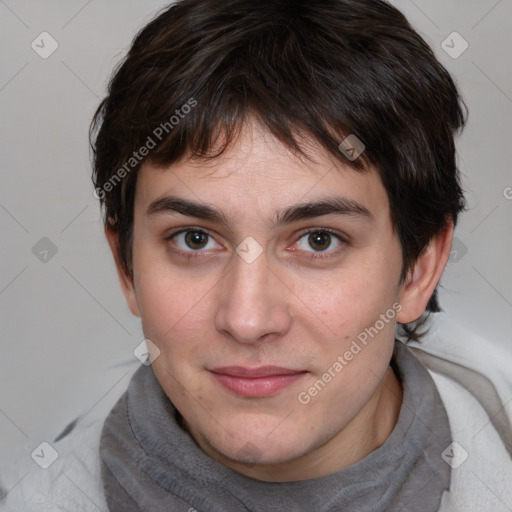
<box><xmin>1</xmin><ymin>0</ymin><xmax>511</xmax><ymax>491</ymax></box>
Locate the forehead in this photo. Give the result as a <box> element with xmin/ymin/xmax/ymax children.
<box><xmin>134</xmin><ymin>120</ymin><xmax>389</xmax><ymax>220</ymax></box>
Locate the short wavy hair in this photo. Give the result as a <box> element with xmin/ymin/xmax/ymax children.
<box><xmin>90</xmin><ymin>0</ymin><xmax>467</xmax><ymax>341</ymax></box>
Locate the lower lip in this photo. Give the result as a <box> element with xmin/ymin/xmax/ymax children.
<box><xmin>211</xmin><ymin>372</ymin><xmax>307</xmax><ymax>397</ymax></box>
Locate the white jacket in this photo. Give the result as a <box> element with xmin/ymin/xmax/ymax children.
<box><xmin>1</xmin><ymin>312</ymin><xmax>511</xmax><ymax>511</ymax></box>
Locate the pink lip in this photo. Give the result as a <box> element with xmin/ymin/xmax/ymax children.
<box><xmin>209</xmin><ymin>366</ymin><xmax>307</xmax><ymax>397</ymax></box>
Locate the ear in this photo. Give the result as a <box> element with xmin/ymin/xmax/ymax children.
<box><xmin>396</xmin><ymin>221</ymin><xmax>453</xmax><ymax>323</ymax></box>
<box><xmin>105</xmin><ymin>225</ymin><xmax>140</xmax><ymax>317</ymax></box>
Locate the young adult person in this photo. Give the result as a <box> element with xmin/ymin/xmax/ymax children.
<box><xmin>2</xmin><ymin>1</ymin><xmax>511</xmax><ymax>510</ymax></box>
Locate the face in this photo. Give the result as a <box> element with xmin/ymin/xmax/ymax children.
<box><xmin>117</xmin><ymin>120</ymin><xmax>411</xmax><ymax>481</ymax></box>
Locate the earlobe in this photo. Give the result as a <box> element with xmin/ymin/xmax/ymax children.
<box><xmin>104</xmin><ymin>225</ymin><xmax>141</xmax><ymax>318</ymax></box>
<box><xmin>396</xmin><ymin>222</ymin><xmax>454</xmax><ymax>324</ymax></box>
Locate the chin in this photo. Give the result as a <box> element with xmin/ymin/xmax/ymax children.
<box><xmin>212</xmin><ymin>429</ymin><xmax>307</xmax><ymax>467</ymax></box>
<box><xmin>184</xmin><ymin>406</ymin><xmax>317</xmax><ymax>467</ymax></box>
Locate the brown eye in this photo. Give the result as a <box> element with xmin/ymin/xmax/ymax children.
<box><xmin>184</xmin><ymin>230</ymin><xmax>209</xmax><ymax>250</ymax></box>
<box><xmin>171</xmin><ymin>229</ymin><xmax>219</xmax><ymax>252</ymax></box>
<box><xmin>295</xmin><ymin>229</ymin><xmax>344</xmax><ymax>255</ymax></box>
<box><xmin>308</xmin><ymin>231</ymin><xmax>332</xmax><ymax>251</ymax></box>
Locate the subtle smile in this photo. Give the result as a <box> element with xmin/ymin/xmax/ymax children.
<box><xmin>209</xmin><ymin>366</ymin><xmax>308</xmax><ymax>397</ymax></box>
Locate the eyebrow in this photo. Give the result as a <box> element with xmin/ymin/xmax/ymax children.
<box><xmin>146</xmin><ymin>194</ymin><xmax>372</xmax><ymax>228</ymax></box>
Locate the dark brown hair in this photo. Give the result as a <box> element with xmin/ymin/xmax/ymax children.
<box><xmin>90</xmin><ymin>0</ymin><xmax>467</xmax><ymax>340</ymax></box>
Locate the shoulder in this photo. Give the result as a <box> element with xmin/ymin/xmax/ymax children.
<box><xmin>0</xmin><ymin>360</ymin><xmax>140</xmax><ymax>512</ymax></box>
<box><xmin>433</xmin><ymin>371</ymin><xmax>512</xmax><ymax>511</ymax></box>
<box><xmin>0</xmin><ymin>414</ymin><xmax>108</xmax><ymax>512</ymax></box>
<box><xmin>407</xmin><ymin>311</ymin><xmax>512</xmax><ymax>389</ymax></box>
<box><xmin>408</xmin><ymin>312</ymin><xmax>512</xmax><ymax>511</ymax></box>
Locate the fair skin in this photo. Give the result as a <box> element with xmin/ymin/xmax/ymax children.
<box><xmin>106</xmin><ymin>120</ymin><xmax>453</xmax><ymax>482</ymax></box>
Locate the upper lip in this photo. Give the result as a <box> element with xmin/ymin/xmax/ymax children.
<box><xmin>210</xmin><ymin>366</ymin><xmax>305</xmax><ymax>378</ymax></box>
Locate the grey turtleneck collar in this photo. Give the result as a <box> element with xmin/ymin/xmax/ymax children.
<box><xmin>100</xmin><ymin>340</ymin><xmax>451</xmax><ymax>511</ymax></box>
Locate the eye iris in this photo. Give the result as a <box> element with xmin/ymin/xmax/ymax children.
<box><xmin>308</xmin><ymin>231</ymin><xmax>331</xmax><ymax>251</ymax></box>
<box><xmin>185</xmin><ymin>231</ymin><xmax>208</xmax><ymax>250</ymax></box>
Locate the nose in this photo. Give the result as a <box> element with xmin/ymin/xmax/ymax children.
<box><xmin>214</xmin><ymin>249</ymin><xmax>292</xmax><ymax>345</ymax></box>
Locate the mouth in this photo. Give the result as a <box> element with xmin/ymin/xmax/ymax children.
<box><xmin>209</xmin><ymin>366</ymin><xmax>308</xmax><ymax>397</ymax></box>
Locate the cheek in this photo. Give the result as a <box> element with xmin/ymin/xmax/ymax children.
<box><xmin>138</xmin><ymin>280</ymin><xmax>210</xmax><ymax>346</ymax></box>
<box><xmin>290</xmin><ymin>248</ymin><xmax>401</xmax><ymax>375</ymax></box>
<box><xmin>132</xmin><ymin>247</ymin><xmax>205</xmax><ymax>344</ymax></box>
<box><xmin>300</xmin><ymin>266</ymin><xmax>398</xmax><ymax>334</ymax></box>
